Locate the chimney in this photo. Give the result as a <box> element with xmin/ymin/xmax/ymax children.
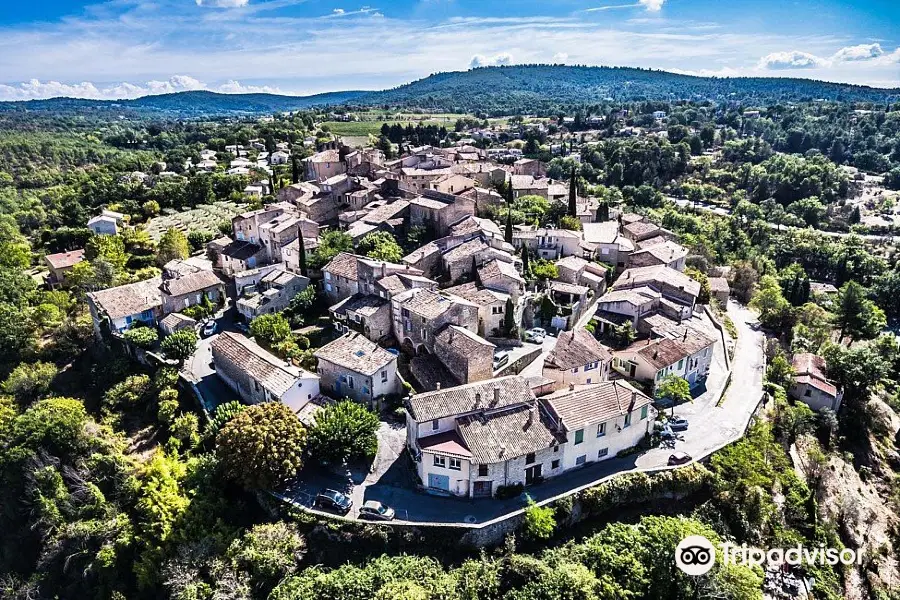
<box><xmin>436</xmin><ymin>382</ymin><xmax>441</xmax><ymax>390</ymax></box>
<box><xmin>492</xmin><ymin>386</ymin><xmax>500</xmax><ymax>407</ymax></box>
<box><xmin>569</xmin><ymin>382</ymin><xmax>575</xmax><ymax>391</ymax></box>
<box><xmin>474</xmin><ymin>392</ymin><xmax>481</xmax><ymax>408</ymax></box>
<box><xmin>526</xmin><ymin>407</ymin><xmax>535</xmax><ymax>428</ymax></box>
<box><xmin>381</xmin><ymin>262</ymin><xmax>387</xmax><ymax>277</ymax></box>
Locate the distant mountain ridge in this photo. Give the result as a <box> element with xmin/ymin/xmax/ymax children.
<box><xmin>2</xmin><ymin>65</ymin><xmax>898</xmax><ymax>117</ymax></box>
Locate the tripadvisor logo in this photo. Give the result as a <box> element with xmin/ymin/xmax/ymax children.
<box><xmin>675</xmin><ymin>535</ymin><xmax>864</xmax><ymax>576</ymax></box>
<box><xmin>675</xmin><ymin>535</ymin><xmax>716</xmax><ymax>576</ymax></box>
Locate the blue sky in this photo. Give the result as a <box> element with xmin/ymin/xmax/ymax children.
<box><xmin>1</xmin><ymin>0</ymin><xmax>898</xmax><ymax>100</ymax></box>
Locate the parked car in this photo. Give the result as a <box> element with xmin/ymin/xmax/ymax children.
<box><xmin>524</xmin><ymin>327</ymin><xmax>546</xmax><ymax>343</ymax></box>
<box><xmin>201</xmin><ymin>320</ymin><xmax>218</xmax><ymax>337</ymax></box>
<box><xmin>386</xmin><ymin>348</ymin><xmax>400</xmax><ymax>357</ymax></box>
<box><xmin>359</xmin><ymin>500</ymin><xmax>396</xmax><ymax>521</ymax></box>
<box><xmin>493</xmin><ymin>350</ymin><xmax>511</xmax><ymax>370</ymax></box>
<box><xmin>314</xmin><ymin>489</ymin><xmax>352</xmax><ymax>514</ymax></box>
<box><xmin>668</xmin><ymin>452</ymin><xmax>692</xmax><ymax>466</ymax></box>
<box><xmin>667</xmin><ymin>416</ymin><xmax>689</xmax><ymax>431</ymax></box>
<box><xmin>235</xmin><ymin>321</ymin><xmax>250</xmax><ymax>334</ymax></box>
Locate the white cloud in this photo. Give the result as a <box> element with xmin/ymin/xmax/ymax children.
<box><xmin>639</xmin><ymin>0</ymin><xmax>666</xmax><ymax>11</ymax></box>
<box><xmin>195</xmin><ymin>0</ymin><xmax>249</xmax><ymax>7</ymax></box>
<box><xmin>757</xmin><ymin>50</ymin><xmax>829</xmax><ymax>70</ymax></box>
<box><xmin>469</xmin><ymin>52</ymin><xmax>513</xmax><ymax>68</ymax></box>
<box><xmin>832</xmin><ymin>43</ymin><xmax>884</xmax><ymax>62</ymax></box>
<box><xmin>0</xmin><ymin>76</ymin><xmax>282</xmax><ymax>101</ymax></box>
<box><xmin>332</xmin><ymin>8</ymin><xmax>345</xmax><ymax>15</ymax></box>
<box><xmin>552</xmin><ymin>52</ymin><xmax>569</xmax><ymax>62</ymax></box>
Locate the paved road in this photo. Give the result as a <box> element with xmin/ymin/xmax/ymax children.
<box><xmin>281</xmin><ymin>302</ymin><xmax>766</xmax><ymax>524</ymax></box>
<box><xmin>183</xmin><ymin>309</ymin><xmax>240</xmax><ymax>414</ymax></box>
<box><xmin>671</xmin><ymin>197</ymin><xmax>894</xmax><ymax>242</ymax></box>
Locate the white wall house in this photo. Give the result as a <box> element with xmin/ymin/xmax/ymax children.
<box><xmin>613</xmin><ymin>330</ymin><xmax>715</xmax><ymax>391</ymax></box>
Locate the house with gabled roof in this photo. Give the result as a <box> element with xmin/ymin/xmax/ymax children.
<box><xmin>314</xmin><ymin>332</ymin><xmax>400</xmax><ymax>407</ymax></box>
<box><xmin>789</xmin><ymin>353</ymin><xmax>843</xmax><ymax>413</ymax></box>
<box><xmin>543</xmin><ymin>381</ymin><xmax>654</xmax><ymax>469</ymax></box>
<box><xmin>44</xmin><ymin>249</ymin><xmax>85</xmax><ymax>288</ymax></box>
<box><xmin>582</xmin><ymin>221</ymin><xmax>634</xmax><ymax>270</ymax></box>
<box><xmin>87</xmin><ymin>277</ymin><xmax>164</xmax><ymax>336</ymax></box>
<box><xmin>212</xmin><ymin>332</ymin><xmax>320</xmax><ymax>414</ymax></box>
<box><xmin>405</xmin><ymin>376</ymin><xmax>564</xmax><ymax>497</ymax></box>
<box><xmin>543</xmin><ymin>329</ymin><xmax>613</xmax><ymax>390</ymax></box>
<box><xmin>322</xmin><ymin>252</ymin><xmax>423</xmax><ymax>305</ymax></box>
<box><xmin>628</xmin><ymin>239</ymin><xmax>688</xmax><ymax>271</ymax></box>
<box><xmin>612</xmin><ymin>265</ymin><xmax>701</xmax><ymax>310</ymax></box>
<box><xmin>393</xmin><ymin>288</ymin><xmax>479</xmax><ymax>354</ymax></box>
<box><xmin>612</xmin><ymin>328</ymin><xmax>716</xmax><ymax>390</ymax></box>
<box><xmin>445</xmin><ymin>282</ymin><xmax>513</xmax><ymax>338</ymax></box>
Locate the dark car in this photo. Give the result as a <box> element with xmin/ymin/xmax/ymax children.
<box><xmin>235</xmin><ymin>321</ymin><xmax>251</xmax><ymax>334</ymax></box>
<box><xmin>668</xmin><ymin>452</ymin><xmax>692</xmax><ymax>466</ymax></box>
<box><xmin>359</xmin><ymin>500</ymin><xmax>396</xmax><ymax>521</ymax></box>
<box><xmin>667</xmin><ymin>417</ymin><xmax>689</xmax><ymax>431</ymax></box>
<box><xmin>314</xmin><ymin>489</ymin><xmax>352</xmax><ymax>514</ymax></box>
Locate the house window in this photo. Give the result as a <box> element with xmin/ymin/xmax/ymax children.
<box><xmin>551</xmin><ymin>459</ymin><xmax>560</xmax><ymax>469</ymax></box>
<box><xmin>431</xmin><ymin>419</ymin><xmax>439</xmax><ymax>431</ymax></box>
<box><xmin>585</xmin><ymin>361</ymin><xmax>597</xmax><ymax>371</ymax></box>
<box><xmin>254</xmin><ymin>381</ymin><xmax>260</xmax><ymax>392</ymax></box>
<box><xmin>449</xmin><ymin>458</ymin><xmax>461</xmax><ymax>471</ymax></box>
<box><xmin>575</xmin><ymin>455</ymin><xmax>586</xmax><ymax>466</ymax></box>
<box><xmin>525</xmin><ymin>453</ymin><xmax>535</xmax><ymax>465</ymax></box>
<box><xmin>677</xmin><ymin>359</ymin><xmax>684</xmax><ymax>370</ymax></box>
<box><xmin>598</xmin><ymin>448</ymin><xmax>609</xmax><ymax>459</ymax></box>
<box><xmin>348</xmin><ymin>377</ymin><xmax>355</xmax><ymax>389</ymax></box>
<box><xmin>433</xmin><ymin>455</ymin><xmax>446</xmax><ymax>468</ymax></box>
<box><xmin>381</xmin><ymin>370</ymin><xmax>388</xmax><ymax>382</ymax></box>
<box><xmin>325</xmin><ymin>272</ymin><xmax>332</xmax><ymax>280</ymax></box>
<box><xmin>804</xmin><ymin>389</ymin><xmax>812</xmax><ymax>397</ymax></box>
<box><xmin>478</xmin><ymin>464</ymin><xmax>488</xmax><ymax>477</ymax></box>
<box><xmin>325</xmin><ymin>283</ymin><xmax>333</xmax><ymax>292</ymax></box>
<box><xmin>362</xmin><ymin>386</ymin><xmax>370</xmax><ymax>395</ymax></box>
<box><xmin>640</xmin><ymin>405</ymin><xmax>649</xmax><ymax>420</ymax></box>
<box><xmin>624</xmin><ymin>413</ymin><xmax>632</xmax><ymax>428</ymax></box>
<box><xmin>574</xmin><ymin>429</ymin><xmax>584</xmax><ymax>445</ymax></box>
<box><xmin>597</xmin><ymin>423</ymin><xmax>606</xmax><ymax>437</ymax></box>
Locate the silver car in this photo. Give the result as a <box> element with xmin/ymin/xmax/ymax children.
<box><xmin>525</xmin><ymin>327</ymin><xmax>546</xmax><ymax>343</ymax></box>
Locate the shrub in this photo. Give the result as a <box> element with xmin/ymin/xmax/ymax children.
<box><xmin>157</xmin><ymin>390</ymin><xmax>179</xmax><ymax>426</ymax></box>
<box><xmin>14</xmin><ymin>397</ymin><xmax>87</xmax><ymax>455</ymax></box>
<box><xmin>522</xmin><ymin>496</ymin><xmax>556</xmax><ymax>540</ymax></box>
<box><xmin>228</xmin><ymin>522</ymin><xmax>306</xmax><ymax>587</ymax></box>
<box><xmin>170</xmin><ymin>413</ymin><xmax>200</xmax><ymax>449</ymax></box>
<box><xmin>207</xmin><ymin>400</ymin><xmax>246</xmax><ymax>437</ymax></box>
<box><xmin>104</xmin><ymin>374</ymin><xmax>152</xmax><ymax>409</ymax></box>
<box><xmin>495</xmin><ymin>483</ymin><xmax>525</xmax><ymax>500</ymax></box>
<box><xmin>123</xmin><ymin>326</ymin><xmax>158</xmax><ymax>349</ymax></box>
<box><xmin>2</xmin><ymin>361</ymin><xmax>58</xmax><ymax>404</ymax></box>
<box><xmin>161</xmin><ymin>329</ymin><xmax>198</xmax><ymax>361</ymax></box>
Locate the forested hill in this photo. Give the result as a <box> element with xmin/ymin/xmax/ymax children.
<box><xmin>1</xmin><ymin>65</ymin><xmax>898</xmax><ymax>117</ymax></box>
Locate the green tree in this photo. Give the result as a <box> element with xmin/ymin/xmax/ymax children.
<box><xmin>85</xmin><ymin>235</ymin><xmax>128</xmax><ymax>271</ymax></box>
<box><xmin>531</xmin><ymin>259</ymin><xmax>558</xmax><ymax>282</ymax></box>
<box><xmin>750</xmin><ymin>275</ymin><xmax>792</xmax><ymax>330</ymax></box>
<box><xmin>357</xmin><ymin>231</ymin><xmax>403</xmax><ymax>263</ymax></box>
<box><xmin>156</xmin><ymin>228</ymin><xmax>190</xmax><ymax>267</ymax></box>
<box><xmin>2</xmin><ymin>361</ymin><xmax>57</xmax><ymax>404</ymax></box>
<box><xmin>13</xmin><ymin>396</ymin><xmax>87</xmax><ymax>455</ymax></box>
<box><xmin>308</xmin><ymin>230</ymin><xmax>353</xmax><ymax>270</ymax></box>
<box><xmin>766</xmin><ymin>350</ymin><xmax>795</xmax><ymax>389</ymax></box>
<box><xmin>834</xmin><ymin>281</ymin><xmax>885</xmax><ymax>343</ymax></box>
<box><xmin>685</xmin><ymin>267</ymin><xmax>711</xmax><ymax>304</ymax></box>
<box><xmin>791</xmin><ymin>302</ymin><xmax>831</xmax><ymax>353</ymax></box>
<box><xmin>297</xmin><ymin>233</ymin><xmax>308</xmax><ymax>276</ymax></box>
<box><xmin>503</xmin><ymin>297</ymin><xmax>517</xmax><ymax>337</ymax></box>
<box><xmin>558</xmin><ymin>215</ymin><xmax>582</xmax><ymax>231</ymax></box>
<box><xmin>157</xmin><ymin>389</ymin><xmax>180</xmax><ymax>425</ymax></box>
<box><xmin>207</xmin><ymin>400</ymin><xmax>246</xmax><ymax>436</ymax></box>
<box><xmin>250</xmin><ymin>313</ymin><xmax>292</xmax><ymax>347</ymax></box>
<box><xmin>161</xmin><ymin>329</ymin><xmax>198</xmax><ymax>361</ymax></box>
<box><xmin>655</xmin><ymin>375</ymin><xmax>691</xmax><ymax>405</ymax></box>
<box><xmin>306</xmin><ymin>400</ymin><xmax>379</xmax><ymax>465</ymax></box>
<box><xmin>217</xmin><ymin>402</ymin><xmax>308</xmax><ymax>489</ymax></box>
<box><xmin>170</xmin><ymin>412</ymin><xmax>201</xmax><ymax>449</ymax></box>
<box><xmin>228</xmin><ymin>522</ymin><xmax>306</xmax><ymax>587</ymax></box>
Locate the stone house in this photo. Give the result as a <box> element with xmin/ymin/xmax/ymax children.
<box><xmin>217</xmin><ymin>239</ymin><xmax>267</xmax><ymax>276</ymax></box>
<box><xmin>445</xmin><ymin>282</ymin><xmax>513</xmax><ymax>338</ymax></box>
<box><xmin>258</xmin><ymin>214</ymin><xmax>304</xmax><ymax>264</ymax></box>
<box><xmin>87</xmin><ymin>276</ymin><xmax>163</xmax><ymax>336</ymax></box>
<box><xmin>232</xmin><ymin>205</ymin><xmax>290</xmax><ymax>246</ymax></box>
<box><xmin>159</xmin><ymin>312</ymin><xmax>197</xmax><ymax>336</ymax></box>
<box><xmin>441</xmin><ymin>238</ymin><xmax>516</xmax><ymax>283</ymax></box>
<box><xmin>509</xmin><ymin>175</ymin><xmax>549</xmax><ymax>200</ymax></box>
<box><xmin>212</xmin><ymin>332</ymin><xmax>320</xmax><ymax>414</ymax></box>
<box><xmin>611</xmin><ymin>265</ymin><xmax>701</xmax><ymax>310</ymax></box>
<box><xmin>594</xmin><ymin>287</ymin><xmax>663</xmax><ymax>333</ymax></box>
<box><xmin>429</xmin><ymin>173</ymin><xmax>477</xmax><ymax>195</ymax></box>
<box><xmin>555</xmin><ymin>256</ymin><xmax>608</xmax><ymax>294</ymax></box>
<box><xmin>513</xmin><ymin>158</ymin><xmax>547</xmax><ymax>177</ymax></box>
<box><xmin>543</xmin><ymin>381</ymin><xmax>654</xmax><ymax>469</ymax></box>
<box><xmin>235</xmin><ymin>266</ymin><xmax>309</xmax><ymax>321</ymax></box>
<box><xmin>789</xmin><ymin>353</ymin><xmax>843</xmax><ymax>413</ymax></box>
<box><xmin>406</xmin><ymin>376</ymin><xmax>564</xmax><ymax>498</ymax></box>
<box><xmin>622</xmin><ymin>221</ymin><xmax>675</xmax><ymax>244</ymax></box>
<box><xmin>543</xmin><ymin>329</ymin><xmax>613</xmax><ymax>391</ymax></box>
<box><xmin>329</xmin><ymin>294</ymin><xmax>393</xmax><ymax>342</ymax></box>
<box><xmin>548</xmin><ymin>281</ymin><xmax>591</xmax><ymax>330</ymax></box>
<box><xmin>44</xmin><ymin>249</ymin><xmax>85</xmax><ymax>288</ymax></box>
<box><xmin>582</xmin><ymin>221</ymin><xmax>634</xmax><ymax>270</ymax></box>
<box><xmin>322</xmin><ymin>252</ymin><xmax>423</xmax><ymax>305</ymax></box>
<box><xmin>314</xmin><ymin>333</ymin><xmax>400</xmax><ymax>406</ymax></box>
<box><xmin>708</xmin><ymin>277</ymin><xmax>730</xmax><ymax>305</ymax></box>
<box><xmin>159</xmin><ymin>269</ymin><xmax>225</xmax><ymax>315</ymax></box>
<box><xmin>303</xmin><ymin>149</ymin><xmax>345</xmax><ymax>182</ymax></box>
<box><xmin>433</xmin><ymin>325</ymin><xmax>496</xmax><ymax>384</ymax></box>
<box><xmin>612</xmin><ymin>329</ymin><xmax>716</xmax><ymax>391</ymax></box>
<box><xmin>478</xmin><ymin>259</ymin><xmax>526</xmax><ymax>302</ymax></box>
<box><xmin>627</xmin><ymin>240</ymin><xmax>688</xmax><ymax>271</ymax></box>
<box><xmin>409</xmin><ymin>191</ymin><xmax>475</xmax><ymax>237</ymax></box>
<box><xmin>399</xmin><ymin>167</ymin><xmax>454</xmax><ymax>193</ymax></box>
<box><xmin>393</xmin><ymin>288</ymin><xmax>479</xmax><ymax>354</ymax></box>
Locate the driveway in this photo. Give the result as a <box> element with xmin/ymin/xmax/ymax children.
<box><xmin>276</xmin><ymin>303</ymin><xmax>765</xmax><ymax>525</ymax></box>
<box><xmin>182</xmin><ymin>308</ymin><xmax>240</xmax><ymax>414</ymax></box>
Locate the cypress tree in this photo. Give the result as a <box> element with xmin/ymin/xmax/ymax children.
<box><xmin>298</xmin><ymin>234</ymin><xmax>308</xmax><ymax>276</ymax></box>
<box><xmin>505</xmin><ymin>184</ymin><xmax>514</xmax><ymax>244</ymax></box>
<box><xmin>504</xmin><ymin>297</ymin><xmax>516</xmax><ymax>337</ymax></box>
<box><xmin>790</xmin><ymin>274</ymin><xmax>801</xmax><ymax>305</ymax></box>
<box><xmin>568</xmin><ymin>166</ymin><xmax>578</xmax><ymax>217</ymax></box>
<box><xmin>291</xmin><ymin>156</ymin><xmax>299</xmax><ymax>184</ymax></box>
<box><xmin>521</xmin><ymin>245</ymin><xmax>531</xmax><ymax>279</ymax></box>
<box><xmin>599</xmin><ymin>201</ymin><xmax>610</xmax><ymax>222</ymax></box>
<box><xmin>801</xmin><ymin>278</ymin><xmax>811</xmax><ymax>305</ymax></box>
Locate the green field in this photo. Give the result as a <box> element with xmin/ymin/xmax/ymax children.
<box><xmin>145</xmin><ymin>201</ymin><xmax>247</xmax><ymax>241</ymax></box>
